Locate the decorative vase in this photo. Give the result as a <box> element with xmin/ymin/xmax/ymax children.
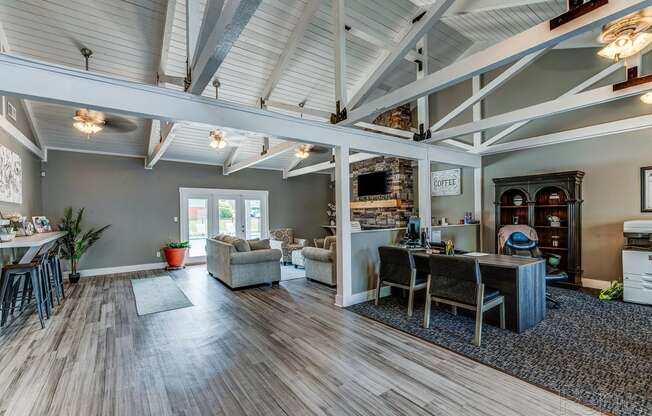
<box><xmin>513</xmin><ymin>195</ymin><xmax>523</xmax><ymax>206</ymax></box>
<box><xmin>164</xmin><ymin>247</ymin><xmax>187</xmax><ymax>269</ymax></box>
<box><xmin>69</xmin><ymin>272</ymin><xmax>81</xmax><ymax>283</ymax></box>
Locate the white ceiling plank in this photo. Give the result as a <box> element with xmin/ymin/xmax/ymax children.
<box><xmin>426</xmin><ymin>81</ymin><xmax>652</xmax><ymax>144</ymax></box>
<box><xmin>286</xmin><ymin>152</ymin><xmax>376</xmax><ymax>177</ymax></box>
<box><xmin>189</xmin><ymin>0</ymin><xmax>261</xmax><ymax>95</ymax></box>
<box><xmin>430</xmin><ymin>48</ymin><xmax>547</xmax><ymax>132</ymax></box>
<box><xmin>260</xmin><ymin>0</ymin><xmax>320</xmax><ymax>102</ymax></box>
<box><xmin>333</xmin><ymin>0</ymin><xmax>348</xmax><ymax>108</ymax></box>
<box><xmin>347</xmin><ymin>0</ymin><xmax>454</xmax><ymax>111</ymax></box>
<box><xmin>344</xmin><ymin>0</ymin><xmax>652</xmax><ymax>125</ymax></box>
<box><xmin>480</xmin><ymin>60</ymin><xmax>625</xmax><ymax>148</ymax></box>
<box><xmin>0</xmin><ymin>53</ymin><xmax>480</xmax><ymax>167</ymax></box>
<box><xmin>445</xmin><ymin>0</ymin><xmax>556</xmax><ymax>15</ymax></box>
<box><xmin>225</xmin><ymin>141</ymin><xmax>296</xmax><ymax>174</ymax></box>
<box><xmin>477</xmin><ymin>113</ymin><xmax>652</xmax><ymax>155</ymax></box>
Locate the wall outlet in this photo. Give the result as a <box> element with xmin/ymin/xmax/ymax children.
<box><xmin>173</xmin><ymin>216</ymin><xmax>178</xmax><ymax>223</ymax></box>
<box><xmin>156</xmin><ymin>251</ymin><xmax>161</xmax><ymax>258</ymax></box>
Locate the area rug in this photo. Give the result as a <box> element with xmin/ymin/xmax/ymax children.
<box><xmin>281</xmin><ymin>264</ymin><xmax>306</xmax><ymax>281</ymax></box>
<box><xmin>347</xmin><ymin>287</ymin><xmax>651</xmax><ymax>416</ymax></box>
<box><xmin>131</xmin><ymin>275</ymin><xmax>193</xmax><ymax>316</ymax></box>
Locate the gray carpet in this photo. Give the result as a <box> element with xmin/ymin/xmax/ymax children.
<box><xmin>348</xmin><ymin>287</ymin><xmax>651</xmax><ymax>416</ymax></box>
<box><xmin>131</xmin><ymin>275</ymin><xmax>193</xmax><ymax>316</ymax></box>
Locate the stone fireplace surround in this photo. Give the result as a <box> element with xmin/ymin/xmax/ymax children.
<box><xmin>350</xmin><ymin>156</ymin><xmax>415</xmax><ymax>228</ymax></box>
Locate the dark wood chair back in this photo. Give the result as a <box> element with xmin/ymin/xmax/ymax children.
<box><xmin>428</xmin><ymin>254</ymin><xmax>481</xmax><ymax>306</ymax></box>
<box><xmin>378</xmin><ymin>246</ymin><xmax>415</xmax><ymax>286</ymax></box>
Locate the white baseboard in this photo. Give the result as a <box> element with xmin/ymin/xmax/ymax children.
<box><xmin>582</xmin><ymin>278</ymin><xmax>611</xmax><ymax>290</ymax></box>
<box><xmin>336</xmin><ymin>286</ymin><xmax>391</xmax><ymax>307</ymax></box>
<box><xmin>77</xmin><ymin>262</ymin><xmax>168</xmax><ymax>278</ymax></box>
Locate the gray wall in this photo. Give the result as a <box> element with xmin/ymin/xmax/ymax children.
<box><xmin>474</xmin><ymin>48</ymin><xmax>652</xmax><ymax>282</ymax></box>
<box><xmin>42</xmin><ymin>150</ymin><xmax>331</xmax><ymax>270</ymax></box>
<box><xmin>430</xmin><ymin>162</ymin><xmax>475</xmax><ymax>224</ymax></box>
<box><xmin>0</xmin><ymin>97</ymin><xmax>41</xmax><ymax>217</ymax></box>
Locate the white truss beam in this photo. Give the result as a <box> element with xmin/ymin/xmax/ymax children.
<box><xmin>344</xmin><ymin>0</ymin><xmax>652</xmax><ymax>125</ymax></box>
<box><xmin>283</xmin><ymin>154</ymin><xmax>303</xmax><ymax>179</ymax></box>
<box><xmin>222</xmin><ymin>145</ymin><xmax>241</xmax><ymax>175</ymax></box>
<box><xmin>426</xmin><ymin>80</ymin><xmax>652</xmax><ymax>143</ymax></box>
<box><xmin>478</xmin><ymin>113</ymin><xmax>652</xmax><ymax>155</ymax></box>
<box><xmin>480</xmin><ymin>60</ymin><xmax>624</xmax><ymax>149</ymax></box>
<box><xmin>333</xmin><ymin>0</ymin><xmax>347</xmax><ymax>107</ymax></box>
<box><xmin>0</xmin><ymin>53</ymin><xmax>480</xmax><ymax>167</ymax></box>
<box><xmin>192</xmin><ymin>0</ymin><xmax>225</xmax><ymax>68</ymax></box>
<box><xmin>286</xmin><ymin>152</ymin><xmax>376</xmax><ymax>178</ymax></box>
<box><xmin>224</xmin><ymin>141</ymin><xmax>296</xmax><ymax>174</ymax></box>
<box><xmin>430</xmin><ymin>49</ymin><xmax>546</xmax><ymax>132</ymax></box>
<box><xmin>347</xmin><ymin>0</ymin><xmax>454</xmax><ymax>110</ymax></box>
<box><xmin>0</xmin><ymin>114</ymin><xmax>44</xmax><ymax>159</ymax></box>
<box><xmin>260</xmin><ymin>0</ymin><xmax>320</xmax><ymax>102</ymax></box>
<box><xmin>264</xmin><ymin>100</ymin><xmax>331</xmax><ymax>120</ymax></box>
<box><xmin>146</xmin><ymin>122</ymin><xmax>183</xmax><ymax>168</ymax></box>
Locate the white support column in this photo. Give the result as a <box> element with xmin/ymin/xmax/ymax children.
<box><xmin>332</xmin><ymin>0</ymin><xmax>348</xmax><ymax>109</ymax></box>
<box><xmin>335</xmin><ymin>144</ymin><xmax>352</xmax><ymax>307</ymax></box>
<box><xmin>474</xmin><ymin>167</ymin><xmax>482</xmax><ymax>251</ymax></box>
<box><xmin>418</xmin><ymin>157</ymin><xmax>432</xmax><ymax>232</ymax></box>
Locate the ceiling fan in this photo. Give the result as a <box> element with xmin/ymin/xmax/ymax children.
<box><xmin>597</xmin><ymin>10</ymin><xmax>652</xmax><ymax>61</ymax></box>
<box><xmin>295</xmin><ymin>144</ymin><xmax>330</xmax><ymax>159</ymax></box>
<box><xmin>72</xmin><ymin>48</ymin><xmax>137</xmax><ymax>138</ymax></box>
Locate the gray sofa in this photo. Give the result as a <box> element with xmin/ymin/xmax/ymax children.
<box><xmin>302</xmin><ymin>236</ymin><xmax>337</xmax><ymax>286</ymax></box>
<box><xmin>206</xmin><ymin>235</ymin><xmax>282</xmax><ymax>289</ymax></box>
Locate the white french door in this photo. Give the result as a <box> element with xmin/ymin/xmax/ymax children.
<box><xmin>180</xmin><ymin>188</ymin><xmax>269</xmax><ymax>260</ymax></box>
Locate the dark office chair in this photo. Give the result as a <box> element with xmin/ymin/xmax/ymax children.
<box><xmin>503</xmin><ymin>230</ymin><xmax>567</xmax><ymax>308</ymax></box>
<box><xmin>424</xmin><ymin>254</ymin><xmax>505</xmax><ymax>347</ymax></box>
<box><xmin>376</xmin><ymin>246</ymin><xmax>428</xmax><ymax>317</ymax></box>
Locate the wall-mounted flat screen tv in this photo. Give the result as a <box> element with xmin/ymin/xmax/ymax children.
<box><xmin>358</xmin><ymin>171</ymin><xmax>388</xmax><ymax>197</ymax></box>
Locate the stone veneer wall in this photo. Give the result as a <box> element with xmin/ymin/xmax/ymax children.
<box><xmin>350</xmin><ymin>156</ymin><xmax>415</xmax><ymax>227</ymax></box>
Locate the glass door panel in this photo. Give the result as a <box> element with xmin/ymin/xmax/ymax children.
<box><xmin>244</xmin><ymin>199</ymin><xmax>262</xmax><ymax>240</ymax></box>
<box><xmin>187</xmin><ymin>198</ymin><xmax>208</xmax><ymax>258</ymax></box>
<box><xmin>218</xmin><ymin>199</ymin><xmax>237</xmax><ymax>236</ymax></box>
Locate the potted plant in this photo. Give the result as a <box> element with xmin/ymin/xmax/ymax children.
<box><xmin>59</xmin><ymin>207</ymin><xmax>111</xmax><ymax>283</ymax></box>
<box><xmin>163</xmin><ymin>241</ymin><xmax>189</xmax><ymax>270</ymax></box>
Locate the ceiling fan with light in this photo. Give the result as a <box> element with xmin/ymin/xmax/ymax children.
<box><xmin>597</xmin><ymin>10</ymin><xmax>652</xmax><ymax>61</ymax></box>
<box><xmin>294</xmin><ymin>144</ymin><xmax>330</xmax><ymax>159</ymax></box>
<box><xmin>72</xmin><ymin>48</ymin><xmax>137</xmax><ymax>138</ymax></box>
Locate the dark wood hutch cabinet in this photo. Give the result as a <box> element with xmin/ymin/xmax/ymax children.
<box><xmin>493</xmin><ymin>171</ymin><xmax>584</xmax><ymax>286</ymax></box>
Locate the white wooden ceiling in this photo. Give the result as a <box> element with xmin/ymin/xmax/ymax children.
<box><xmin>0</xmin><ymin>0</ymin><xmax>570</xmax><ymax>170</ymax></box>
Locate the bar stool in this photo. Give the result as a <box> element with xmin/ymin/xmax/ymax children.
<box><xmin>0</xmin><ymin>260</ymin><xmax>47</xmax><ymax>328</ymax></box>
<box><xmin>46</xmin><ymin>245</ymin><xmax>65</xmax><ymax>305</ymax></box>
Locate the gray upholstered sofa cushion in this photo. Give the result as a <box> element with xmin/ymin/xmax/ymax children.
<box><xmin>206</xmin><ymin>238</ymin><xmax>281</xmax><ymax>289</ymax></box>
<box><xmin>248</xmin><ymin>239</ymin><xmax>271</xmax><ymax>250</ymax></box>
<box><xmin>302</xmin><ymin>246</ymin><xmax>334</xmax><ymax>262</ymax></box>
<box><xmin>231</xmin><ymin>249</ymin><xmax>281</xmax><ymax>265</ymax></box>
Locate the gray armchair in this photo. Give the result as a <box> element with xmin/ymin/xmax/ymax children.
<box><xmin>269</xmin><ymin>228</ymin><xmax>307</xmax><ymax>265</ymax></box>
<box><xmin>302</xmin><ymin>236</ymin><xmax>336</xmax><ymax>286</ymax></box>
<box><xmin>206</xmin><ymin>235</ymin><xmax>281</xmax><ymax>289</ymax></box>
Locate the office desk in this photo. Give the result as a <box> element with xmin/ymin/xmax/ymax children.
<box><xmin>412</xmin><ymin>252</ymin><xmax>546</xmax><ymax>333</ymax></box>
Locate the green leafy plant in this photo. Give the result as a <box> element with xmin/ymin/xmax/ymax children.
<box><xmin>599</xmin><ymin>281</ymin><xmax>624</xmax><ymax>301</ymax></box>
<box><xmin>59</xmin><ymin>207</ymin><xmax>111</xmax><ymax>275</ymax></box>
<box><xmin>167</xmin><ymin>241</ymin><xmax>190</xmax><ymax>249</ymax></box>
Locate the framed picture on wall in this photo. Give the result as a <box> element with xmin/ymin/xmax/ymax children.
<box><xmin>640</xmin><ymin>166</ymin><xmax>652</xmax><ymax>212</ymax></box>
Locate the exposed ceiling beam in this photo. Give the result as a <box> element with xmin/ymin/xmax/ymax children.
<box><xmin>444</xmin><ymin>0</ymin><xmax>552</xmax><ymax>15</ymax></box>
<box><xmin>478</xmin><ymin>113</ymin><xmax>652</xmax><ymax>155</ymax></box>
<box><xmin>343</xmin><ymin>0</ymin><xmax>652</xmax><ymax>125</ymax></box>
<box><xmin>264</xmin><ymin>100</ymin><xmax>331</xmax><ymax>120</ymax></box>
<box><xmin>146</xmin><ymin>122</ymin><xmax>183</xmax><ymax>168</ymax></box>
<box><xmin>426</xmin><ymin>81</ymin><xmax>652</xmax><ymax>143</ymax></box>
<box><xmin>347</xmin><ymin>0</ymin><xmax>454</xmax><ymax>111</ymax></box>
<box><xmin>224</xmin><ymin>141</ymin><xmax>296</xmax><ymax>174</ymax></box>
<box><xmin>0</xmin><ymin>113</ymin><xmax>44</xmax><ymax>159</ymax></box>
<box><xmin>429</xmin><ymin>48</ymin><xmax>547</xmax><ymax>132</ymax></box>
<box><xmin>260</xmin><ymin>0</ymin><xmax>320</xmax><ymax>102</ymax></box>
<box><xmin>333</xmin><ymin>0</ymin><xmax>347</xmax><ymax>108</ymax></box>
<box><xmin>0</xmin><ymin>53</ymin><xmax>480</xmax><ymax>167</ymax></box>
<box><xmin>480</xmin><ymin>60</ymin><xmax>624</xmax><ymax>149</ymax></box>
<box><xmin>192</xmin><ymin>0</ymin><xmax>225</xmax><ymax>68</ymax></box>
<box><xmin>286</xmin><ymin>152</ymin><xmax>377</xmax><ymax>178</ymax></box>
<box><xmin>188</xmin><ymin>0</ymin><xmax>261</xmax><ymax>95</ymax></box>
<box><xmin>186</xmin><ymin>0</ymin><xmax>202</xmax><ymax>66</ymax></box>
<box><xmin>222</xmin><ymin>145</ymin><xmax>241</xmax><ymax>175</ymax></box>
<box><xmin>282</xmin><ymin>153</ymin><xmax>303</xmax><ymax>179</ymax></box>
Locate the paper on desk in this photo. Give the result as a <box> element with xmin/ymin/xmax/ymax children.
<box><xmin>464</xmin><ymin>252</ymin><xmax>489</xmax><ymax>257</ymax></box>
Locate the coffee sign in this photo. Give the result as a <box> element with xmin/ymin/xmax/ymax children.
<box><xmin>431</xmin><ymin>168</ymin><xmax>461</xmax><ymax>196</ymax></box>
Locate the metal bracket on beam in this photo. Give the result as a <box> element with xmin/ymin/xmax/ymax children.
<box><xmin>613</xmin><ymin>69</ymin><xmax>652</xmax><ymax>91</ymax></box>
<box><xmin>330</xmin><ymin>100</ymin><xmax>347</xmax><ymax>124</ymax></box>
<box><xmin>550</xmin><ymin>0</ymin><xmax>608</xmax><ymax>30</ymax></box>
<box><xmin>413</xmin><ymin>123</ymin><xmax>432</xmax><ymax>142</ymax></box>
<box><xmin>412</xmin><ymin>11</ymin><xmax>426</xmax><ymax>24</ymax></box>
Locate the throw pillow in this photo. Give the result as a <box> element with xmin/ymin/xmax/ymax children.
<box><xmin>222</xmin><ymin>235</ymin><xmax>251</xmax><ymax>252</ymax></box>
<box><xmin>248</xmin><ymin>239</ymin><xmax>271</xmax><ymax>250</ymax></box>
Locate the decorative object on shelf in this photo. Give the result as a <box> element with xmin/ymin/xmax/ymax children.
<box><xmin>0</xmin><ymin>144</ymin><xmax>22</xmax><ymax>204</ymax></box>
<box><xmin>551</xmin><ymin>235</ymin><xmax>560</xmax><ymax>248</ymax></box>
<box><xmin>163</xmin><ymin>241</ymin><xmax>189</xmax><ymax>270</ymax></box>
<box><xmin>640</xmin><ymin>166</ymin><xmax>652</xmax><ymax>212</ymax></box>
<box><xmin>512</xmin><ymin>195</ymin><xmax>524</xmax><ymax>206</ymax></box>
<box><xmin>431</xmin><ymin>168</ymin><xmax>461</xmax><ymax>196</ymax></box>
<box><xmin>444</xmin><ymin>240</ymin><xmax>455</xmax><ymax>256</ymax></box>
<box><xmin>3</xmin><ymin>213</ymin><xmax>33</xmax><ymax>236</ymax></box>
<box><xmin>32</xmin><ymin>216</ymin><xmax>52</xmax><ymax>233</ymax></box>
<box><xmin>599</xmin><ymin>281</ymin><xmax>624</xmax><ymax>301</ymax></box>
<box><xmin>0</xmin><ymin>218</ymin><xmax>15</xmax><ymax>242</ymax></box>
<box><xmin>326</xmin><ymin>202</ymin><xmax>336</xmax><ymax>226</ymax></box>
<box><xmin>547</xmin><ymin>253</ymin><xmax>562</xmax><ymax>268</ymax></box>
<box><xmin>547</xmin><ymin>215</ymin><xmax>561</xmax><ymax>227</ymax></box>
<box><xmin>512</xmin><ymin>216</ymin><xmax>519</xmax><ymax>225</ymax></box>
<box><xmin>58</xmin><ymin>207</ymin><xmax>111</xmax><ymax>283</ymax></box>
<box><xmin>439</xmin><ymin>217</ymin><xmax>448</xmax><ymax>226</ymax></box>
<box><xmin>549</xmin><ymin>192</ymin><xmax>560</xmax><ymax>201</ymax></box>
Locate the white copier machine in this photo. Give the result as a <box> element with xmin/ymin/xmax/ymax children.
<box><xmin>623</xmin><ymin>221</ymin><xmax>652</xmax><ymax>305</ymax></box>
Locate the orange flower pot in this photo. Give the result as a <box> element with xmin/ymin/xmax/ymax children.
<box><xmin>163</xmin><ymin>247</ymin><xmax>187</xmax><ymax>269</ymax></box>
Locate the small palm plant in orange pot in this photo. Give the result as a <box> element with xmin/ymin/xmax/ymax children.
<box><xmin>163</xmin><ymin>241</ymin><xmax>189</xmax><ymax>270</ymax></box>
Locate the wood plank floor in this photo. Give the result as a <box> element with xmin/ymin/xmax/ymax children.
<box><xmin>0</xmin><ymin>266</ymin><xmax>603</xmax><ymax>416</ymax></box>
